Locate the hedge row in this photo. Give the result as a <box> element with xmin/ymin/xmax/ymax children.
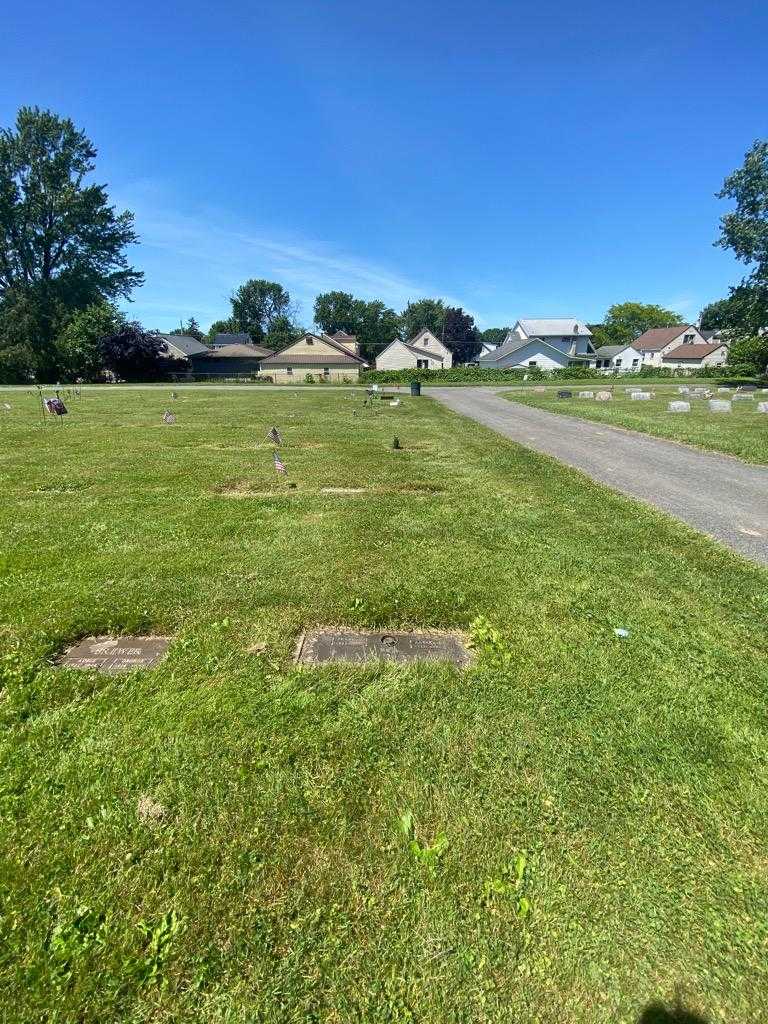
<box><xmin>361</xmin><ymin>364</ymin><xmax>763</xmax><ymax>385</ymax></box>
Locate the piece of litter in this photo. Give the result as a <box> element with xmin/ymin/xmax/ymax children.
<box><xmin>613</xmin><ymin>628</ymin><xmax>630</xmax><ymax>638</ymax></box>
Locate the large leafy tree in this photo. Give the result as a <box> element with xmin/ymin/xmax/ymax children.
<box><xmin>229</xmin><ymin>279</ymin><xmax>294</xmax><ymax>344</ymax></box>
<box><xmin>56</xmin><ymin>300</ymin><xmax>125</xmax><ymax>380</ymax></box>
<box><xmin>0</xmin><ymin>107</ymin><xmax>142</xmax><ymax>378</ymax></box>
<box><xmin>593</xmin><ymin>302</ymin><xmax>683</xmax><ymax>346</ymax></box>
<box><xmin>400</xmin><ymin>298</ymin><xmax>446</xmax><ymax>341</ymax></box>
<box><xmin>715</xmin><ymin>140</ymin><xmax>768</xmax><ymax>337</ymax></box>
<box><xmin>441</xmin><ymin>306</ymin><xmax>481</xmax><ymax>363</ymax></box>
<box><xmin>313</xmin><ymin>290</ymin><xmax>399</xmax><ymax>362</ymax></box>
<box><xmin>480</xmin><ymin>327</ymin><xmax>509</xmax><ymax>347</ymax></box>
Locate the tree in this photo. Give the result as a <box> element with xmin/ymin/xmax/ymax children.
<box><xmin>594</xmin><ymin>302</ymin><xmax>683</xmax><ymax>346</ymax></box>
<box><xmin>313</xmin><ymin>291</ymin><xmax>400</xmax><ymax>362</ymax></box>
<box><xmin>480</xmin><ymin>327</ymin><xmax>509</xmax><ymax>347</ymax></box>
<box><xmin>400</xmin><ymin>298</ymin><xmax>446</xmax><ymax>341</ymax></box>
<box><xmin>0</xmin><ymin>107</ymin><xmax>142</xmax><ymax>378</ymax></box>
<box><xmin>170</xmin><ymin>317</ymin><xmax>203</xmax><ymax>341</ymax></box>
<box><xmin>230</xmin><ymin>279</ymin><xmax>294</xmax><ymax>344</ymax></box>
<box><xmin>207</xmin><ymin>318</ymin><xmax>236</xmax><ymax>342</ymax></box>
<box><xmin>56</xmin><ymin>300</ymin><xmax>125</xmax><ymax>380</ymax></box>
<box><xmin>99</xmin><ymin>323</ymin><xmax>176</xmax><ymax>381</ymax></box>
<box><xmin>728</xmin><ymin>334</ymin><xmax>768</xmax><ymax>374</ymax></box>
<box><xmin>441</xmin><ymin>306</ymin><xmax>482</xmax><ymax>363</ymax></box>
<box><xmin>314</xmin><ymin>291</ymin><xmax>362</xmax><ymax>336</ymax></box>
<box><xmin>715</xmin><ymin>140</ymin><xmax>768</xmax><ymax>336</ymax></box>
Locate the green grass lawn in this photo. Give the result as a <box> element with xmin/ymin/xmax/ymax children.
<box><xmin>1</xmin><ymin>387</ymin><xmax>767</xmax><ymax>1023</ymax></box>
<box><xmin>502</xmin><ymin>386</ymin><xmax>768</xmax><ymax>464</ymax></box>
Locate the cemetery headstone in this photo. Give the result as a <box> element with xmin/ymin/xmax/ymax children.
<box><xmin>708</xmin><ymin>399</ymin><xmax>732</xmax><ymax>413</ymax></box>
<box><xmin>733</xmin><ymin>393</ymin><xmax>754</xmax><ymax>401</ymax></box>
<box><xmin>595</xmin><ymin>391</ymin><xmax>612</xmax><ymax>401</ymax></box>
<box><xmin>557</xmin><ymin>390</ymin><xmax>572</xmax><ymax>399</ymax></box>
<box><xmin>757</xmin><ymin>402</ymin><xmax>768</xmax><ymax>413</ymax></box>
<box><xmin>295</xmin><ymin>628</ymin><xmax>472</xmax><ymax>668</ymax></box>
<box><xmin>668</xmin><ymin>400</ymin><xmax>690</xmax><ymax>413</ymax></box>
<box><xmin>57</xmin><ymin>635</ymin><xmax>171</xmax><ymax>673</ymax></box>
<box><xmin>162</xmin><ymin>410</ymin><xmax>176</xmax><ymax>424</ymax></box>
<box><xmin>678</xmin><ymin>386</ymin><xmax>690</xmax><ymax>394</ymax></box>
<box><xmin>631</xmin><ymin>392</ymin><xmax>652</xmax><ymax>401</ymax></box>
<box><xmin>577</xmin><ymin>391</ymin><xmax>595</xmax><ymax>399</ymax></box>
<box><xmin>717</xmin><ymin>387</ymin><xmax>731</xmax><ymax>393</ymax></box>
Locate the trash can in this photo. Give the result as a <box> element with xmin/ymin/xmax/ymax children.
<box><xmin>410</xmin><ymin>380</ymin><xmax>421</xmax><ymax>397</ymax></box>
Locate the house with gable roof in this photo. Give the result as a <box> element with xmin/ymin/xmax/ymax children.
<box><xmin>478</xmin><ymin>318</ymin><xmax>595</xmax><ymax>370</ymax></box>
<box><xmin>375</xmin><ymin>329</ymin><xmax>453</xmax><ymax>370</ymax></box>
<box><xmin>260</xmin><ymin>330</ymin><xmax>367</xmax><ymax>382</ymax></box>
<box><xmin>633</xmin><ymin>325</ymin><xmax>706</xmax><ymax>367</ymax></box>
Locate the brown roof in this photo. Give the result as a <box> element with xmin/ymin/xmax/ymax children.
<box><xmin>330</xmin><ymin>330</ymin><xmax>357</xmax><ymax>341</ymax></box>
<box><xmin>634</xmin><ymin>326</ymin><xmax>693</xmax><ymax>351</ymax></box>
<box><xmin>202</xmin><ymin>343</ymin><xmax>273</xmax><ymax>358</ymax></box>
<box><xmin>662</xmin><ymin>343</ymin><xmax>727</xmax><ymax>361</ymax></box>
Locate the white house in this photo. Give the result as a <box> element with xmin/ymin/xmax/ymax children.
<box><xmin>661</xmin><ymin>342</ymin><xmax>729</xmax><ymax>370</ymax></box>
<box><xmin>592</xmin><ymin>343</ymin><xmax>644</xmax><ymax>373</ymax></box>
<box><xmin>633</xmin><ymin>325</ymin><xmax>705</xmax><ymax>367</ymax></box>
<box><xmin>260</xmin><ymin>331</ymin><xmax>366</xmax><ymax>382</ymax></box>
<box><xmin>375</xmin><ymin>329</ymin><xmax>452</xmax><ymax>370</ymax></box>
<box><xmin>476</xmin><ymin>338</ymin><xmax>500</xmax><ymax>360</ymax></box>
<box><xmin>477</xmin><ymin>318</ymin><xmax>594</xmax><ymax>371</ymax></box>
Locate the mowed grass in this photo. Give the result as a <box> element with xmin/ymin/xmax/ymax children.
<box><xmin>1</xmin><ymin>387</ymin><xmax>767</xmax><ymax>1024</ymax></box>
<box><xmin>503</xmin><ymin>385</ymin><xmax>768</xmax><ymax>464</ymax></box>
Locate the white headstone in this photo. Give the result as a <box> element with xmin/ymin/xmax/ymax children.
<box><xmin>595</xmin><ymin>391</ymin><xmax>612</xmax><ymax>401</ymax></box>
<box><xmin>717</xmin><ymin>387</ymin><xmax>731</xmax><ymax>393</ymax></box>
<box><xmin>668</xmin><ymin>401</ymin><xmax>690</xmax><ymax>413</ymax></box>
<box><xmin>631</xmin><ymin>392</ymin><xmax>652</xmax><ymax>400</ymax></box>
<box><xmin>533</xmin><ymin>386</ymin><xmax>547</xmax><ymax>393</ymax></box>
<box><xmin>733</xmin><ymin>393</ymin><xmax>754</xmax><ymax>401</ymax></box>
<box><xmin>757</xmin><ymin>402</ymin><xmax>768</xmax><ymax>413</ymax></box>
<box><xmin>677</xmin><ymin>386</ymin><xmax>690</xmax><ymax>394</ymax></box>
<box><xmin>708</xmin><ymin>399</ymin><xmax>731</xmax><ymax>413</ymax></box>
<box><xmin>578</xmin><ymin>391</ymin><xmax>595</xmax><ymax>399</ymax></box>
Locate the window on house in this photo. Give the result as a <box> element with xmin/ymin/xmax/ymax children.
<box><xmin>286</xmin><ymin>366</ymin><xmax>293</xmax><ymax>376</ymax></box>
<box><xmin>306</xmin><ymin>338</ymin><xmax>314</xmax><ymax>345</ymax></box>
<box><xmin>417</xmin><ymin>359</ymin><xmax>428</xmax><ymax>369</ymax></box>
<box><xmin>528</xmin><ymin>360</ymin><xmax>537</xmax><ymax>367</ymax></box>
<box><xmin>684</xmin><ymin>334</ymin><xmax>694</xmax><ymax>344</ymax></box>
<box><xmin>323</xmin><ymin>367</ymin><xmax>330</xmax><ymax>377</ymax></box>
<box><xmin>615</xmin><ymin>358</ymin><xmax>623</xmax><ymax>367</ymax></box>
<box><xmin>632</xmin><ymin>358</ymin><xmax>639</xmax><ymax>366</ymax></box>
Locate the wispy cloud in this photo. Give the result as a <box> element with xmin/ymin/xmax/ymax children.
<box><xmin>117</xmin><ymin>180</ymin><xmax>476</xmax><ymax>329</ymax></box>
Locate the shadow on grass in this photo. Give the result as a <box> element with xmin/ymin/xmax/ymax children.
<box><xmin>638</xmin><ymin>999</ymin><xmax>710</xmax><ymax>1024</ymax></box>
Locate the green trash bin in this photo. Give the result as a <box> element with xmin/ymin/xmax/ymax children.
<box><xmin>410</xmin><ymin>380</ymin><xmax>422</xmax><ymax>397</ymax></box>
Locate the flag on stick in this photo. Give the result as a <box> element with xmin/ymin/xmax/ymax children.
<box><xmin>266</xmin><ymin>426</ymin><xmax>282</xmax><ymax>445</ymax></box>
<box><xmin>273</xmin><ymin>450</ymin><xmax>287</xmax><ymax>475</ymax></box>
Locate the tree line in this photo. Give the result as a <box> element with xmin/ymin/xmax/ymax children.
<box><xmin>1</xmin><ymin>107</ymin><xmax>766</xmax><ymax>384</ymax></box>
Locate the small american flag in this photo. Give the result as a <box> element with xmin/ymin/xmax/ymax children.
<box><xmin>267</xmin><ymin>426</ymin><xmax>282</xmax><ymax>445</ymax></box>
<box><xmin>273</xmin><ymin>450</ymin><xmax>286</xmax><ymax>474</ymax></box>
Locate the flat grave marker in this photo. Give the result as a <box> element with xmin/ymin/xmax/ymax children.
<box><xmin>668</xmin><ymin>400</ymin><xmax>690</xmax><ymax>413</ymax></box>
<box><xmin>57</xmin><ymin>635</ymin><xmax>170</xmax><ymax>673</ymax></box>
<box><xmin>295</xmin><ymin>628</ymin><xmax>472</xmax><ymax>668</ymax></box>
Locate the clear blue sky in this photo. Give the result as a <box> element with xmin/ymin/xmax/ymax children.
<box><xmin>1</xmin><ymin>0</ymin><xmax>766</xmax><ymax>332</ymax></box>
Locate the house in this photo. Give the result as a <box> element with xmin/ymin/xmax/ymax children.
<box><xmin>476</xmin><ymin>338</ymin><xmax>500</xmax><ymax>360</ymax></box>
<box><xmin>592</xmin><ymin>343</ymin><xmax>644</xmax><ymax>373</ymax></box>
<box><xmin>260</xmin><ymin>330</ymin><xmax>367</xmax><ymax>382</ymax></box>
<box><xmin>478</xmin><ymin>318</ymin><xmax>594</xmax><ymax>370</ymax></box>
<box><xmin>157</xmin><ymin>334</ymin><xmax>210</xmax><ymax>361</ymax></box>
<box><xmin>661</xmin><ymin>342</ymin><xmax>729</xmax><ymax>370</ymax></box>
<box><xmin>375</xmin><ymin>329</ymin><xmax>452</xmax><ymax>370</ymax></box>
<box><xmin>210</xmin><ymin>332</ymin><xmax>253</xmax><ymax>349</ymax></box>
<box><xmin>190</xmin><ymin>343</ymin><xmax>274</xmax><ymax>377</ymax></box>
<box><xmin>633</xmin><ymin>325</ymin><xmax>706</xmax><ymax>367</ymax></box>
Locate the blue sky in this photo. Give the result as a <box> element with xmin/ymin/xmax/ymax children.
<box><xmin>1</xmin><ymin>0</ymin><xmax>766</xmax><ymax>332</ymax></box>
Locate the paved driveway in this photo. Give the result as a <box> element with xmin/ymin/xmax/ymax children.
<box><xmin>430</xmin><ymin>387</ymin><xmax>768</xmax><ymax>566</ymax></box>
